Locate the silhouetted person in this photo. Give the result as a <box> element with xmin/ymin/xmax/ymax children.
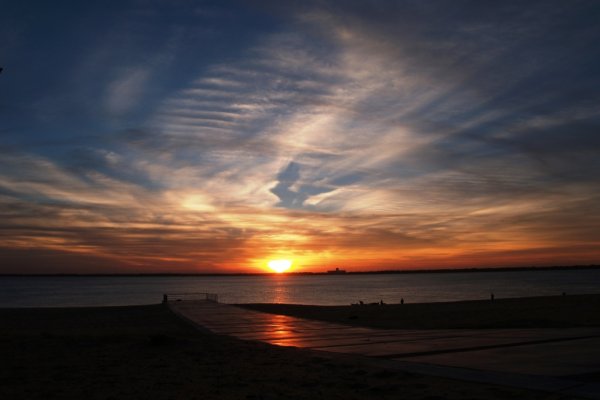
<box><xmin>400</xmin><ymin>298</ymin><xmax>404</xmax><ymax>305</ymax></box>
<box><xmin>379</xmin><ymin>299</ymin><xmax>385</xmax><ymax>305</ymax></box>
<box><xmin>359</xmin><ymin>300</ymin><xmax>364</xmax><ymax>305</ymax></box>
<box><xmin>491</xmin><ymin>293</ymin><xmax>495</xmax><ymax>302</ymax></box>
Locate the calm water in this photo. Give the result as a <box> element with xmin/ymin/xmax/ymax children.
<box><xmin>1</xmin><ymin>269</ymin><xmax>599</xmax><ymax>308</ymax></box>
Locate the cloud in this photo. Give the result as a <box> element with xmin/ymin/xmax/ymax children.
<box><xmin>2</xmin><ymin>1</ymin><xmax>600</xmax><ymax>272</ymax></box>
<box><xmin>105</xmin><ymin>67</ymin><xmax>151</xmax><ymax>115</ymax></box>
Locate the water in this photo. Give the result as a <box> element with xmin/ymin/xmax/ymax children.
<box><xmin>1</xmin><ymin>269</ymin><xmax>599</xmax><ymax>308</ymax></box>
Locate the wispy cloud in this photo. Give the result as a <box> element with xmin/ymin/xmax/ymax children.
<box><xmin>1</xmin><ymin>1</ymin><xmax>599</xmax><ymax>272</ymax></box>
<box><xmin>105</xmin><ymin>67</ymin><xmax>152</xmax><ymax>115</ymax></box>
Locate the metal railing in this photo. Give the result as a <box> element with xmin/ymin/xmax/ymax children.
<box><xmin>163</xmin><ymin>292</ymin><xmax>218</xmax><ymax>303</ymax></box>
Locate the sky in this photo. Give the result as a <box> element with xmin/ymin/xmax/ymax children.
<box><xmin>1</xmin><ymin>0</ymin><xmax>600</xmax><ymax>273</ymax></box>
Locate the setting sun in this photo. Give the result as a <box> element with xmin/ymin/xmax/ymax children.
<box><xmin>268</xmin><ymin>259</ymin><xmax>292</xmax><ymax>273</ymax></box>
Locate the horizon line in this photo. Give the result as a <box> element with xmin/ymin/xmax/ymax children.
<box><xmin>1</xmin><ymin>264</ymin><xmax>599</xmax><ymax>277</ymax></box>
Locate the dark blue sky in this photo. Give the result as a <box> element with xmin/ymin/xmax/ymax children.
<box><xmin>1</xmin><ymin>0</ymin><xmax>599</xmax><ymax>273</ymax></box>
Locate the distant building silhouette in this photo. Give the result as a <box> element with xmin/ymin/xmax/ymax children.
<box><xmin>327</xmin><ymin>267</ymin><xmax>347</xmax><ymax>274</ymax></box>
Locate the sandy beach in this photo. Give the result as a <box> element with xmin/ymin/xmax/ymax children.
<box><xmin>0</xmin><ymin>301</ymin><xmax>582</xmax><ymax>399</ymax></box>
<box><xmin>240</xmin><ymin>294</ymin><xmax>600</xmax><ymax>330</ymax></box>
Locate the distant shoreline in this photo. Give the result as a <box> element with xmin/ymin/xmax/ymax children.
<box><xmin>1</xmin><ymin>264</ymin><xmax>599</xmax><ymax>277</ymax></box>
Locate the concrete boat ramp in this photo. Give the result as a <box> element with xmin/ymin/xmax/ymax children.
<box><xmin>170</xmin><ymin>300</ymin><xmax>600</xmax><ymax>399</ymax></box>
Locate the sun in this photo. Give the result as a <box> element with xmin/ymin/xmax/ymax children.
<box><xmin>268</xmin><ymin>259</ymin><xmax>292</xmax><ymax>273</ymax></box>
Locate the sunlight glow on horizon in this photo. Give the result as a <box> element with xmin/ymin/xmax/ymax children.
<box><xmin>267</xmin><ymin>259</ymin><xmax>293</xmax><ymax>273</ymax></box>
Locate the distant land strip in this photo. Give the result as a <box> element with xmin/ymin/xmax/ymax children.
<box><xmin>1</xmin><ymin>264</ymin><xmax>599</xmax><ymax>277</ymax></box>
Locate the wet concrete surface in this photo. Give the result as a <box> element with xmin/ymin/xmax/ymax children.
<box><xmin>170</xmin><ymin>301</ymin><xmax>600</xmax><ymax>398</ymax></box>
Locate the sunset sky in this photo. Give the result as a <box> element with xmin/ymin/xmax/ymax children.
<box><xmin>1</xmin><ymin>1</ymin><xmax>600</xmax><ymax>273</ymax></box>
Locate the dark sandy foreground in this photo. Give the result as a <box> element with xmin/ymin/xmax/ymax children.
<box><xmin>241</xmin><ymin>294</ymin><xmax>600</xmax><ymax>330</ymax></box>
<box><xmin>0</xmin><ymin>304</ymin><xmax>578</xmax><ymax>400</ymax></box>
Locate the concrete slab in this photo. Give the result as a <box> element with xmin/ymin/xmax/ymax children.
<box><xmin>406</xmin><ymin>337</ymin><xmax>600</xmax><ymax>377</ymax></box>
<box><xmin>169</xmin><ymin>301</ymin><xmax>600</xmax><ymax>399</ymax></box>
<box><xmin>309</xmin><ymin>335</ymin><xmax>539</xmax><ymax>357</ymax></box>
